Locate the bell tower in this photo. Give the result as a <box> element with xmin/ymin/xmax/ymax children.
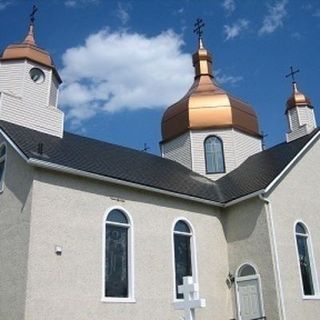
<box><xmin>285</xmin><ymin>67</ymin><xmax>317</xmax><ymax>142</ymax></box>
<box><xmin>0</xmin><ymin>7</ymin><xmax>64</xmax><ymax>137</ymax></box>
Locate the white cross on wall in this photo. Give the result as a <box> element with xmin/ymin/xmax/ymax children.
<box><xmin>174</xmin><ymin>276</ymin><xmax>206</xmax><ymax>320</ymax></box>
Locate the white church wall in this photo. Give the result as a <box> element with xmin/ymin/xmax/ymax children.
<box><xmin>161</xmin><ymin>131</ymin><xmax>192</xmax><ymax>169</ymax></box>
<box><xmin>23</xmin><ymin>168</ymin><xmax>230</xmax><ymax>320</ymax></box>
<box><xmin>224</xmin><ymin>198</ymin><xmax>281</xmax><ymax>320</ymax></box>
<box><xmin>269</xmin><ymin>137</ymin><xmax>320</xmax><ymax>319</ymax></box>
<box><xmin>191</xmin><ymin>129</ymin><xmax>261</xmax><ymax>180</ymax></box>
<box><xmin>0</xmin><ymin>138</ymin><xmax>34</xmax><ymax>320</ymax></box>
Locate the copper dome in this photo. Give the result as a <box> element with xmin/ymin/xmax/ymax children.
<box><xmin>161</xmin><ymin>42</ymin><xmax>260</xmax><ymax>142</ymax></box>
<box><xmin>286</xmin><ymin>82</ymin><xmax>312</xmax><ymax>113</ymax></box>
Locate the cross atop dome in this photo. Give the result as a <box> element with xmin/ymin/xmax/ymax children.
<box><xmin>193</xmin><ymin>18</ymin><xmax>205</xmax><ymax>48</ymax></box>
<box><xmin>23</xmin><ymin>5</ymin><xmax>38</xmax><ymax>46</ymax></box>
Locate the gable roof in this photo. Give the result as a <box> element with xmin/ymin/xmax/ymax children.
<box><xmin>0</xmin><ymin>120</ymin><xmax>319</xmax><ymax>205</ymax></box>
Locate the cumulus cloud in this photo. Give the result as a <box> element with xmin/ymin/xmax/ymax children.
<box><xmin>116</xmin><ymin>2</ymin><xmax>130</xmax><ymax>25</ymax></box>
<box><xmin>64</xmin><ymin>0</ymin><xmax>99</xmax><ymax>8</ymax></box>
<box><xmin>59</xmin><ymin>29</ymin><xmax>193</xmax><ymax>125</ymax></box>
<box><xmin>215</xmin><ymin>70</ymin><xmax>243</xmax><ymax>86</ymax></box>
<box><xmin>223</xmin><ymin>19</ymin><xmax>249</xmax><ymax>40</ymax></box>
<box><xmin>222</xmin><ymin>0</ymin><xmax>236</xmax><ymax>15</ymax></box>
<box><xmin>259</xmin><ymin>0</ymin><xmax>288</xmax><ymax>35</ymax></box>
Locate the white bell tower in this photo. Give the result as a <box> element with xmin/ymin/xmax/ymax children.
<box><xmin>0</xmin><ymin>16</ymin><xmax>64</xmax><ymax>137</ymax></box>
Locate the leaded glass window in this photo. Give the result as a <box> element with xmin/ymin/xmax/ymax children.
<box><xmin>105</xmin><ymin>209</ymin><xmax>130</xmax><ymax>298</ymax></box>
<box><xmin>295</xmin><ymin>223</ymin><xmax>315</xmax><ymax>296</ymax></box>
<box><xmin>0</xmin><ymin>144</ymin><xmax>6</xmax><ymax>192</ymax></box>
<box><xmin>204</xmin><ymin>136</ymin><xmax>225</xmax><ymax>173</ymax></box>
<box><xmin>174</xmin><ymin>220</ymin><xmax>193</xmax><ymax>299</ymax></box>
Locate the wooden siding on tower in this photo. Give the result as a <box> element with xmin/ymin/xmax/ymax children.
<box><xmin>161</xmin><ymin>131</ymin><xmax>192</xmax><ymax>169</ymax></box>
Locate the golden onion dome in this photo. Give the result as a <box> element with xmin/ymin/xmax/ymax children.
<box><xmin>286</xmin><ymin>82</ymin><xmax>312</xmax><ymax>113</ymax></box>
<box><xmin>161</xmin><ymin>40</ymin><xmax>260</xmax><ymax>142</ymax></box>
<box><xmin>1</xmin><ymin>23</ymin><xmax>61</xmax><ymax>83</ymax></box>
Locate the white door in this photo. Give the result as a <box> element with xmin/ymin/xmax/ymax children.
<box><xmin>237</xmin><ymin>278</ymin><xmax>263</xmax><ymax>320</ymax></box>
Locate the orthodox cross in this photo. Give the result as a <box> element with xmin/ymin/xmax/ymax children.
<box><xmin>285</xmin><ymin>66</ymin><xmax>300</xmax><ymax>83</ymax></box>
<box><xmin>174</xmin><ymin>276</ymin><xmax>206</xmax><ymax>320</ymax></box>
<box><xmin>141</xmin><ymin>143</ymin><xmax>150</xmax><ymax>152</ymax></box>
<box><xmin>193</xmin><ymin>18</ymin><xmax>205</xmax><ymax>40</ymax></box>
<box><xmin>30</xmin><ymin>5</ymin><xmax>38</xmax><ymax>25</ymax></box>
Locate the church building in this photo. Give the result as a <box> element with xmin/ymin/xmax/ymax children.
<box><xmin>1</xmin><ymin>17</ymin><xmax>320</xmax><ymax>320</ymax></box>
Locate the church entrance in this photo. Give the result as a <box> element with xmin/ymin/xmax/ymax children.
<box><xmin>235</xmin><ymin>264</ymin><xmax>265</xmax><ymax>320</ymax></box>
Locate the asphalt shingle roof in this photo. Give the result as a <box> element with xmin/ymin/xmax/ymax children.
<box><xmin>0</xmin><ymin>120</ymin><xmax>318</xmax><ymax>204</ymax></box>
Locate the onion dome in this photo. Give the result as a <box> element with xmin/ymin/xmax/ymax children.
<box><xmin>161</xmin><ymin>40</ymin><xmax>260</xmax><ymax>142</ymax></box>
<box><xmin>1</xmin><ymin>23</ymin><xmax>61</xmax><ymax>83</ymax></box>
<box><xmin>286</xmin><ymin>82</ymin><xmax>312</xmax><ymax>113</ymax></box>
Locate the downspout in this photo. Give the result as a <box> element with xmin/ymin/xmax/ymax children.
<box><xmin>259</xmin><ymin>194</ymin><xmax>286</xmax><ymax>320</ymax></box>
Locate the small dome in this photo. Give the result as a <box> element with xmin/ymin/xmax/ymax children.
<box><xmin>161</xmin><ymin>43</ymin><xmax>260</xmax><ymax>142</ymax></box>
<box><xmin>286</xmin><ymin>82</ymin><xmax>312</xmax><ymax>113</ymax></box>
<box><xmin>0</xmin><ymin>24</ymin><xmax>61</xmax><ymax>83</ymax></box>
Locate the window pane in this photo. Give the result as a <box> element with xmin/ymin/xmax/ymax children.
<box><xmin>205</xmin><ymin>137</ymin><xmax>225</xmax><ymax>173</ymax></box>
<box><xmin>174</xmin><ymin>221</ymin><xmax>191</xmax><ymax>233</ymax></box>
<box><xmin>0</xmin><ymin>145</ymin><xmax>6</xmax><ymax>158</ymax></box>
<box><xmin>239</xmin><ymin>264</ymin><xmax>256</xmax><ymax>277</ymax></box>
<box><xmin>297</xmin><ymin>235</ymin><xmax>314</xmax><ymax>295</ymax></box>
<box><xmin>0</xmin><ymin>161</ymin><xmax>4</xmax><ymax>181</ymax></box>
<box><xmin>174</xmin><ymin>234</ymin><xmax>192</xmax><ymax>299</ymax></box>
<box><xmin>296</xmin><ymin>223</ymin><xmax>306</xmax><ymax>234</ymax></box>
<box><xmin>107</xmin><ymin>209</ymin><xmax>128</xmax><ymax>224</ymax></box>
<box><xmin>105</xmin><ymin>225</ymin><xmax>128</xmax><ymax>297</ymax></box>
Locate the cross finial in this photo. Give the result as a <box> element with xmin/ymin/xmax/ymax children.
<box><xmin>285</xmin><ymin>66</ymin><xmax>300</xmax><ymax>83</ymax></box>
<box><xmin>193</xmin><ymin>18</ymin><xmax>205</xmax><ymax>42</ymax></box>
<box><xmin>30</xmin><ymin>5</ymin><xmax>38</xmax><ymax>25</ymax></box>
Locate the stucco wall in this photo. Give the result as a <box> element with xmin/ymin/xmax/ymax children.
<box><xmin>224</xmin><ymin>198</ymin><xmax>280</xmax><ymax>320</ymax></box>
<box><xmin>269</xmin><ymin>137</ymin><xmax>320</xmax><ymax>319</ymax></box>
<box><xmin>24</xmin><ymin>168</ymin><xmax>231</xmax><ymax>320</ymax></box>
<box><xmin>0</xmin><ymin>138</ymin><xmax>34</xmax><ymax>320</ymax></box>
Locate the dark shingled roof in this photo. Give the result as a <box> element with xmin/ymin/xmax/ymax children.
<box><xmin>0</xmin><ymin>120</ymin><xmax>318</xmax><ymax>204</ymax></box>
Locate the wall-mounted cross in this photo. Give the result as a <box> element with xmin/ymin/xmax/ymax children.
<box><xmin>30</xmin><ymin>5</ymin><xmax>38</xmax><ymax>24</ymax></box>
<box><xmin>193</xmin><ymin>18</ymin><xmax>205</xmax><ymax>40</ymax></box>
<box><xmin>285</xmin><ymin>66</ymin><xmax>300</xmax><ymax>83</ymax></box>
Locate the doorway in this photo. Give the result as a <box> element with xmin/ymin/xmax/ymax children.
<box><xmin>235</xmin><ymin>264</ymin><xmax>265</xmax><ymax>320</ymax></box>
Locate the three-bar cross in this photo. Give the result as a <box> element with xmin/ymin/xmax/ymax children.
<box><xmin>193</xmin><ymin>18</ymin><xmax>205</xmax><ymax>40</ymax></box>
<box><xmin>30</xmin><ymin>5</ymin><xmax>38</xmax><ymax>25</ymax></box>
<box><xmin>285</xmin><ymin>66</ymin><xmax>299</xmax><ymax>83</ymax></box>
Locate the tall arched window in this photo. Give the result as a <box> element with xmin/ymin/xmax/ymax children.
<box><xmin>104</xmin><ymin>208</ymin><xmax>133</xmax><ymax>300</ymax></box>
<box><xmin>0</xmin><ymin>143</ymin><xmax>6</xmax><ymax>192</ymax></box>
<box><xmin>173</xmin><ymin>219</ymin><xmax>196</xmax><ymax>299</ymax></box>
<box><xmin>204</xmin><ymin>136</ymin><xmax>225</xmax><ymax>173</ymax></box>
<box><xmin>295</xmin><ymin>222</ymin><xmax>317</xmax><ymax>296</ymax></box>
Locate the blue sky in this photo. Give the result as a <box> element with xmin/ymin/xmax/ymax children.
<box><xmin>1</xmin><ymin>0</ymin><xmax>320</xmax><ymax>154</ymax></box>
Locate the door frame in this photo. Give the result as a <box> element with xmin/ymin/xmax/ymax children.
<box><xmin>235</xmin><ymin>263</ymin><xmax>265</xmax><ymax>320</ymax></box>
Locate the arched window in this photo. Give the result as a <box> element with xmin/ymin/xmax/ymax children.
<box><xmin>238</xmin><ymin>264</ymin><xmax>256</xmax><ymax>277</ymax></box>
<box><xmin>204</xmin><ymin>136</ymin><xmax>225</xmax><ymax>173</ymax></box>
<box><xmin>104</xmin><ymin>208</ymin><xmax>133</xmax><ymax>300</ymax></box>
<box><xmin>295</xmin><ymin>222</ymin><xmax>317</xmax><ymax>296</ymax></box>
<box><xmin>173</xmin><ymin>219</ymin><xmax>196</xmax><ymax>299</ymax></box>
<box><xmin>0</xmin><ymin>143</ymin><xmax>6</xmax><ymax>192</ymax></box>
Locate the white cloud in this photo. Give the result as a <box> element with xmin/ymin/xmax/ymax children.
<box><xmin>215</xmin><ymin>70</ymin><xmax>243</xmax><ymax>86</ymax></box>
<box><xmin>116</xmin><ymin>2</ymin><xmax>130</xmax><ymax>25</ymax></box>
<box><xmin>60</xmin><ymin>29</ymin><xmax>193</xmax><ymax>125</ymax></box>
<box><xmin>259</xmin><ymin>0</ymin><xmax>288</xmax><ymax>35</ymax></box>
<box><xmin>222</xmin><ymin>0</ymin><xmax>236</xmax><ymax>15</ymax></box>
<box><xmin>64</xmin><ymin>0</ymin><xmax>99</xmax><ymax>8</ymax></box>
<box><xmin>0</xmin><ymin>0</ymin><xmax>14</xmax><ymax>10</ymax></box>
<box><xmin>223</xmin><ymin>19</ymin><xmax>249</xmax><ymax>40</ymax></box>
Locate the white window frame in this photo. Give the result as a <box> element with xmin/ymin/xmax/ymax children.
<box><xmin>0</xmin><ymin>142</ymin><xmax>7</xmax><ymax>193</ymax></box>
<box><xmin>204</xmin><ymin>135</ymin><xmax>225</xmax><ymax>174</ymax></box>
<box><xmin>294</xmin><ymin>220</ymin><xmax>320</xmax><ymax>299</ymax></box>
<box><xmin>171</xmin><ymin>217</ymin><xmax>199</xmax><ymax>302</ymax></box>
<box><xmin>235</xmin><ymin>262</ymin><xmax>265</xmax><ymax>320</ymax></box>
<box><xmin>102</xmin><ymin>206</ymin><xmax>135</xmax><ymax>303</ymax></box>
